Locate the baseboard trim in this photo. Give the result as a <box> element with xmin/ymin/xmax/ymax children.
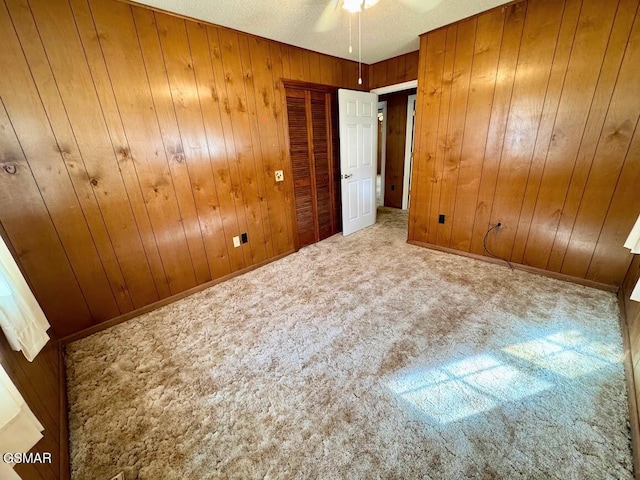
<box><xmin>407</xmin><ymin>240</ymin><xmax>618</xmax><ymax>293</ymax></box>
<box><xmin>58</xmin><ymin>340</ymin><xmax>70</xmax><ymax>480</ymax></box>
<box><xmin>61</xmin><ymin>250</ymin><xmax>295</xmax><ymax>344</ymax></box>
<box><xmin>618</xmin><ymin>287</ymin><xmax>640</xmax><ymax>478</ymax></box>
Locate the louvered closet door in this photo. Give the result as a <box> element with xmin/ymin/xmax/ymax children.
<box><xmin>310</xmin><ymin>91</ymin><xmax>334</xmax><ymax>241</ymax></box>
<box><xmin>285</xmin><ymin>86</ymin><xmax>340</xmax><ymax>249</ymax></box>
<box><xmin>286</xmin><ymin>90</ymin><xmax>316</xmax><ymax>248</ymax></box>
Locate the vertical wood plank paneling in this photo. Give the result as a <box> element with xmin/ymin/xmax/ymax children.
<box><xmin>547</xmin><ymin>0</ymin><xmax>639</xmax><ymax>270</ymax></box>
<box><xmin>288</xmin><ymin>46</ymin><xmax>305</xmax><ymax>81</ymax></box>
<box><xmin>345</xmin><ymin>60</ymin><xmax>360</xmax><ymax>89</ymax></box>
<box><xmin>381</xmin><ymin>90</ymin><xmax>412</xmax><ymax>208</ymax></box>
<box><xmin>0</xmin><ymin>0</ymin><xmax>448</xmax><ymax>340</ymax></box>
<box><xmin>426</xmin><ymin>25</ymin><xmax>456</xmax><ymax>245</ymax></box>
<box><xmin>207</xmin><ymin>26</ymin><xmax>252</xmax><ymax>269</ymax></box>
<box><xmin>587</xmin><ymin>130</ymin><xmax>640</xmax><ymax>284</ymax></box>
<box><xmin>561</xmin><ymin>9</ymin><xmax>640</xmax><ymax>277</ymax></box>
<box><xmin>216</xmin><ymin>28</ymin><xmax>268</xmax><ymax>265</ymax></box>
<box><xmin>308</xmin><ymin>51</ymin><xmax>322</xmax><ymax>83</ymax></box>
<box><xmin>331</xmin><ymin>57</ymin><xmax>343</xmax><ymax>86</ymax></box>
<box><xmin>269</xmin><ymin>41</ymin><xmax>296</xmax><ymax>250</ymax></box>
<box><xmin>132</xmin><ymin>8</ymin><xmax>212</xmax><ymax>285</ymax></box>
<box><xmin>409</xmin><ymin>0</ymin><xmax>640</xmax><ymax>287</ymax></box>
<box><xmin>245</xmin><ymin>36</ymin><xmax>290</xmax><ymax>255</ymax></box>
<box><xmin>89</xmin><ymin>0</ymin><xmax>197</xmax><ymax>294</ymax></box>
<box><xmin>509</xmin><ymin>0</ymin><xmax>583</xmax><ymax>264</ymax></box>
<box><xmin>522</xmin><ymin>0</ymin><xmax>621</xmax><ymax>268</ymax></box>
<box><xmin>237</xmin><ymin>33</ymin><xmax>274</xmax><ymax>259</ymax></box>
<box><xmin>1</xmin><ymin>336</ymin><xmax>62</xmax><ymax>480</ymax></box>
<box><xmin>410</xmin><ymin>30</ymin><xmax>446</xmax><ymax>243</ymax></box>
<box><xmin>185</xmin><ymin>21</ymin><xmax>245</xmax><ymax>272</ymax></box>
<box><xmin>468</xmin><ymin>1</ymin><xmax>526</xmax><ymax>255</ymax></box>
<box><xmin>407</xmin><ymin>35</ymin><xmax>429</xmax><ymax>241</ymax></box>
<box><xmin>0</xmin><ymin>99</ymin><xmax>91</xmax><ymax>336</ymax></box>
<box><xmin>404</xmin><ymin>51</ymin><xmax>420</xmax><ymax>82</ymax></box>
<box><xmin>26</xmin><ymin>0</ymin><xmax>159</xmax><ymax>311</ymax></box>
<box><xmin>155</xmin><ymin>12</ymin><xmax>232</xmax><ymax>279</ymax></box>
<box><xmin>369</xmin><ymin>50</ymin><xmax>420</xmax><ymax>89</ymax></box>
<box><xmin>319</xmin><ymin>54</ymin><xmax>333</xmax><ymax>85</ymax></box>
<box><xmin>385</xmin><ymin>56</ymin><xmax>399</xmax><ymax>85</ymax></box>
<box><xmin>69</xmin><ymin>0</ymin><xmax>171</xmax><ymax>301</ymax></box>
<box><xmin>372</xmin><ymin>60</ymin><xmax>387</xmax><ymax>88</ymax></box>
<box><xmin>449</xmin><ymin>8</ymin><xmax>504</xmax><ymax>252</ymax></box>
<box><xmin>0</xmin><ymin>0</ymin><xmax>113</xmax><ymax>331</ymax></box>
<box><xmin>9</xmin><ymin>0</ymin><xmax>131</xmax><ymax>313</ymax></box>
<box><xmin>435</xmin><ymin>18</ymin><xmax>476</xmax><ymax>247</ymax></box>
<box><xmin>487</xmin><ymin>0</ymin><xmax>565</xmax><ymax>260</ymax></box>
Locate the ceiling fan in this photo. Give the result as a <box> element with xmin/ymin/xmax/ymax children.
<box><xmin>315</xmin><ymin>0</ymin><xmax>436</xmax><ymax>32</ymax></box>
<box><xmin>315</xmin><ymin>0</ymin><xmax>440</xmax><ymax>85</ymax></box>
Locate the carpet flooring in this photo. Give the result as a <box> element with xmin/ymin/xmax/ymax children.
<box><xmin>66</xmin><ymin>208</ymin><xmax>633</xmax><ymax>479</ymax></box>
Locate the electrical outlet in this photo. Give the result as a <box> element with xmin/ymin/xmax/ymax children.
<box><xmin>241</xmin><ymin>233</ymin><xmax>248</xmax><ymax>244</ymax></box>
<box><xmin>274</xmin><ymin>170</ymin><xmax>284</xmax><ymax>182</ymax></box>
<box><xmin>109</xmin><ymin>473</ymin><xmax>125</xmax><ymax>480</ymax></box>
<box><xmin>232</xmin><ymin>236</ymin><xmax>241</xmax><ymax>248</ymax></box>
<box><xmin>438</xmin><ymin>214</ymin><xmax>445</xmax><ymax>224</ymax></box>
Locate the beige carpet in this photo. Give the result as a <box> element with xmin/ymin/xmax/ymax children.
<box><xmin>66</xmin><ymin>208</ymin><xmax>633</xmax><ymax>479</ymax></box>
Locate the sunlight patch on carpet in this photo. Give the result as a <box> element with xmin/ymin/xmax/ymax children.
<box><xmin>388</xmin><ymin>353</ymin><xmax>552</xmax><ymax>424</ymax></box>
<box><xmin>388</xmin><ymin>329</ymin><xmax>621</xmax><ymax>424</ymax></box>
<box><xmin>503</xmin><ymin>330</ymin><xmax>622</xmax><ymax>379</ymax></box>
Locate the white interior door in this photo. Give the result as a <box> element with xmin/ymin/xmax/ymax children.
<box><xmin>338</xmin><ymin>89</ymin><xmax>378</xmax><ymax>236</ymax></box>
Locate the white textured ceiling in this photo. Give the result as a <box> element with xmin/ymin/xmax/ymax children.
<box><xmin>133</xmin><ymin>0</ymin><xmax>514</xmax><ymax>64</ymax></box>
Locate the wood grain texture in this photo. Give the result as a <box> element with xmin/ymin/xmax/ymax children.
<box><xmin>0</xmin><ymin>0</ymin><xmax>365</xmax><ymax>336</ymax></box>
<box><xmin>449</xmin><ymin>7</ymin><xmax>504</xmax><ymax>252</ymax></box>
<box><xmin>621</xmin><ymin>255</ymin><xmax>640</xmax><ymax>475</ymax></box>
<box><xmin>380</xmin><ymin>89</ymin><xmax>415</xmax><ymax>208</ymax></box>
<box><xmin>1</xmin><ymin>338</ymin><xmax>65</xmax><ymax>480</ymax></box>
<box><xmin>370</xmin><ymin>50</ymin><xmax>420</xmax><ymax>89</ymax></box>
<box><xmin>0</xmin><ymin>226</ymin><xmax>68</xmax><ymax>479</ymax></box>
<box><xmin>409</xmin><ymin>0</ymin><xmax>640</xmax><ymax>287</ymax></box>
<box><xmin>284</xmin><ymin>85</ymin><xmax>340</xmax><ymax>247</ymax></box>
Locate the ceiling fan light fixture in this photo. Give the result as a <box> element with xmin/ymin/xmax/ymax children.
<box><xmin>342</xmin><ymin>0</ymin><xmax>363</xmax><ymax>14</ymax></box>
<box><xmin>363</xmin><ymin>0</ymin><xmax>380</xmax><ymax>8</ymax></box>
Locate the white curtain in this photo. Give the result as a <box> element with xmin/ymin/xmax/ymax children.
<box><xmin>0</xmin><ymin>236</ymin><xmax>50</xmax><ymax>361</ymax></box>
<box><xmin>626</xmin><ymin>214</ymin><xmax>640</xmax><ymax>302</ymax></box>
<box><xmin>0</xmin><ymin>365</ymin><xmax>45</xmax><ymax>480</ymax></box>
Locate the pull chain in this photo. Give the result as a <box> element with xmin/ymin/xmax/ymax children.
<box><xmin>358</xmin><ymin>10</ymin><xmax>362</xmax><ymax>85</ymax></box>
<box><xmin>348</xmin><ymin>15</ymin><xmax>353</xmax><ymax>53</ymax></box>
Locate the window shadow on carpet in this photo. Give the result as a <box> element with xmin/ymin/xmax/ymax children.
<box><xmin>386</xmin><ymin>330</ymin><xmax>622</xmax><ymax>425</ymax></box>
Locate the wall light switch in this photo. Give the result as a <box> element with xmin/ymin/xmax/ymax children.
<box><xmin>232</xmin><ymin>236</ymin><xmax>241</xmax><ymax>248</ymax></box>
<box><xmin>274</xmin><ymin>170</ymin><xmax>284</xmax><ymax>182</ymax></box>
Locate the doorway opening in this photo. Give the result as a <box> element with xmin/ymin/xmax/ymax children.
<box><xmin>372</xmin><ymin>81</ymin><xmax>418</xmax><ymax>211</ymax></box>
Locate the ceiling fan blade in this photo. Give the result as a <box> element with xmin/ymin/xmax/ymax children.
<box><xmin>314</xmin><ymin>0</ymin><xmax>341</xmax><ymax>32</ymax></box>
<box><xmin>399</xmin><ymin>0</ymin><xmax>444</xmax><ymax>13</ymax></box>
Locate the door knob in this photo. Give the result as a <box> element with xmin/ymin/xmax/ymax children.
<box><xmin>342</xmin><ymin>173</ymin><xmax>353</xmax><ymax>179</ymax></box>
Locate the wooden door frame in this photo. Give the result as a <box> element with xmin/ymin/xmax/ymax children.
<box><xmin>402</xmin><ymin>94</ymin><xmax>417</xmax><ymax>210</ymax></box>
<box><xmin>377</xmin><ymin>101</ymin><xmax>388</xmax><ymax>208</ymax></box>
<box><xmin>281</xmin><ymin>80</ymin><xmax>339</xmax><ymax>251</ymax></box>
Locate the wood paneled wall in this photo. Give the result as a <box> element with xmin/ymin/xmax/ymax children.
<box><xmin>0</xmin><ymin>336</ymin><xmax>67</xmax><ymax>480</ymax></box>
<box><xmin>380</xmin><ymin>89</ymin><xmax>415</xmax><ymax>208</ymax></box>
<box><xmin>408</xmin><ymin>0</ymin><xmax>640</xmax><ymax>287</ymax></box>
<box><xmin>0</xmin><ymin>0</ymin><xmax>367</xmax><ymax>337</ymax></box>
<box><xmin>621</xmin><ymin>256</ymin><xmax>640</xmax><ymax>472</ymax></box>
<box><xmin>370</xmin><ymin>51</ymin><xmax>419</xmax><ymax>89</ymax></box>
